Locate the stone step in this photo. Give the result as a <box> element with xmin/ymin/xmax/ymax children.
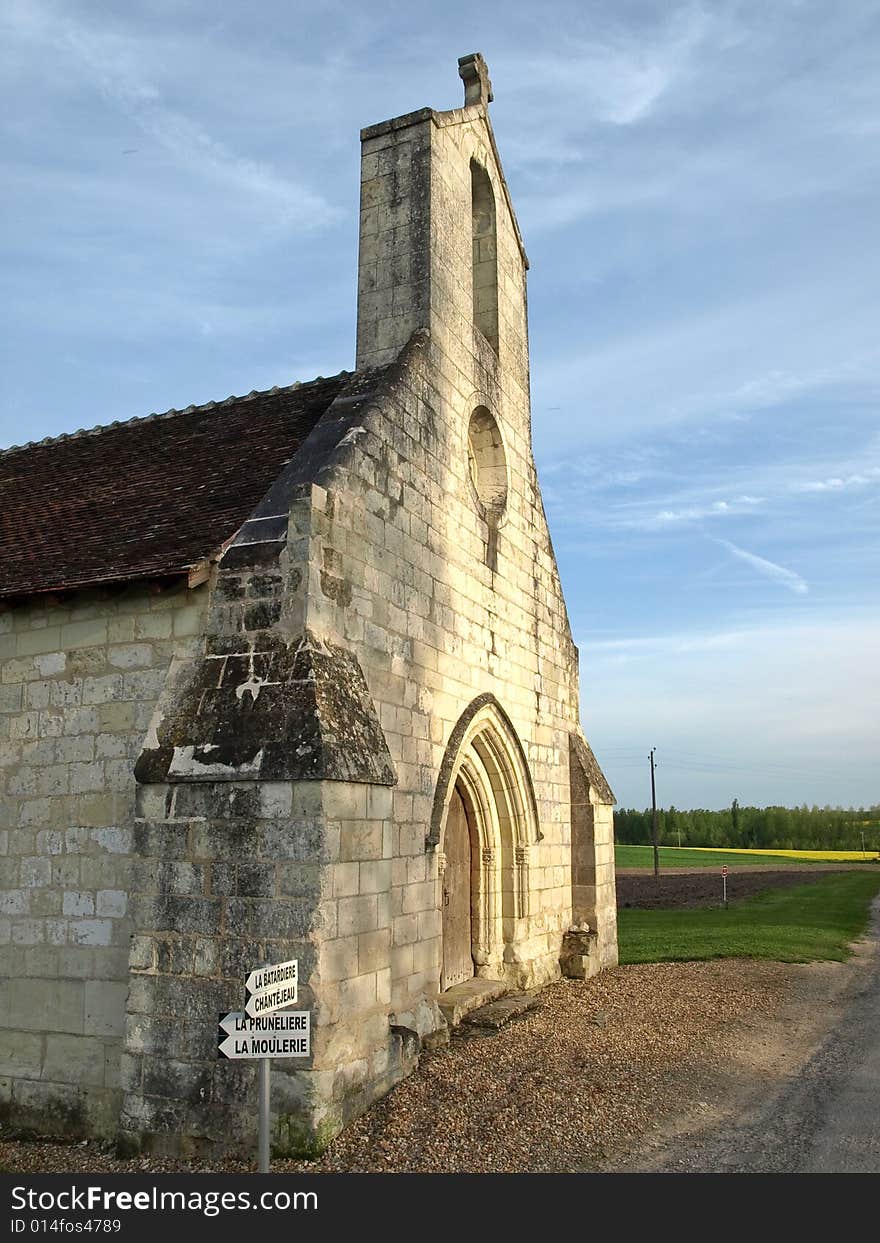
<box><xmin>460</xmin><ymin>991</ymin><xmax>540</xmax><ymax>1032</ymax></box>
<box><xmin>437</xmin><ymin>978</ymin><xmax>508</xmax><ymax>1028</ymax></box>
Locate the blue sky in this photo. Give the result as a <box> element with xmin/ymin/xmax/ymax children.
<box><xmin>2</xmin><ymin>1</ymin><xmax>878</xmax><ymax>810</ymax></box>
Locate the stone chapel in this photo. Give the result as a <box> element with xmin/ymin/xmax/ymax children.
<box><xmin>0</xmin><ymin>54</ymin><xmax>617</xmax><ymax>1156</ymax></box>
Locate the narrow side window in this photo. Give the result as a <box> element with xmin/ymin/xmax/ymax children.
<box><xmin>471</xmin><ymin>161</ymin><xmax>498</xmax><ymax>352</ymax></box>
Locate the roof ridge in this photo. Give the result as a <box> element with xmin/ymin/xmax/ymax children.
<box><xmin>0</xmin><ymin>369</ymin><xmax>352</xmax><ymax>458</ymax></box>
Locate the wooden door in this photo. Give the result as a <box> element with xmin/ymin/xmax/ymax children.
<box><xmin>442</xmin><ymin>787</ymin><xmax>474</xmax><ymax>990</ymax></box>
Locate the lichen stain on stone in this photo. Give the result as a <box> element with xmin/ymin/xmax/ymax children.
<box><xmin>136</xmin><ymin>627</ymin><xmax>395</xmax><ymax>786</ymax></box>
<box><xmin>319</xmin><ymin>570</ymin><xmax>353</xmax><ymax>608</ymax></box>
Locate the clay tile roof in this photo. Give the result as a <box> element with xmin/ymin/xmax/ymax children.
<box><xmin>0</xmin><ymin>374</ymin><xmax>349</xmax><ymax>599</ymax></box>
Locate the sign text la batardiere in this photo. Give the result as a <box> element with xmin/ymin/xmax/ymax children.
<box><xmin>244</xmin><ymin>958</ymin><xmax>298</xmax><ymax>1018</ymax></box>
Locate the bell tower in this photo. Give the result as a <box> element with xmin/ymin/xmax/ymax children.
<box><xmin>355</xmin><ymin>54</ymin><xmax>530</xmax><ymax>401</ymax></box>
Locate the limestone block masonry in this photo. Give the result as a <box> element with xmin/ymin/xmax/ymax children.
<box><xmin>0</xmin><ymin>55</ymin><xmax>617</xmax><ymax>1156</ymax></box>
<box><xmin>0</xmin><ymin>583</ymin><xmax>207</xmax><ymax>1135</ymax></box>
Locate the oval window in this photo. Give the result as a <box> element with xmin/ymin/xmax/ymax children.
<box><xmin>467</xmin><ymin>407</ymin><xmax>507</xmax><ymax>518</ymax></box>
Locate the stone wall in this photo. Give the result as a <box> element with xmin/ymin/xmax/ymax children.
<box><xmin>122</xmin><ymin>773</ymin><xmax>408</xmax><ymax>1157</ymax></box>
<box><xmin>298</xmin><ymin>332</ymin><xmax>613</xmax><ymax>1015</ymax></box>
<box><xmin>348</xmin><ymin>96</ymin><xmax>618</xmax><ymax>1007</ymax></box>
<box><xmin>0</xmin><ymin>581</ymin><xmax>208</xmax><ymax>1134</ymax></box>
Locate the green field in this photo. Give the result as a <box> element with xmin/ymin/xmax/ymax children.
<box><xmin>614</xmin><ymin>844</ymin><xmax>874</xmax><ymax>869</ymax></box>
<box><xmin>617</xmin><ymin>871</ymin><xmax>880</xmax><ymax>964</ymax></box>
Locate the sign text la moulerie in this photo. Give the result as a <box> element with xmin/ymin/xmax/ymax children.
<box><xmin>217</xmin><ymin>1011</ymin><xmax>310</xmax><ymax>1060</ymax></box>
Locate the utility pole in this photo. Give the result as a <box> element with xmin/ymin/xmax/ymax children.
<box><xmin>650</xmin><ymin>748</ymin><xmax>659</xmax><ymax>878</ymax></box>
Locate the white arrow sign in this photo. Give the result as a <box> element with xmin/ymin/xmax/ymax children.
<box><xmin>244</xmin><ymin>959</ymin><xmax>299</xmax><ymax>1017</ymax></box>
<box><xmin>245</xmin><ymin>982</ymin><xmax>298</xmax><ymax>1018</ymax></box>
<box><xmin>217</xmin><ymin>1011</ymin><xmax>310</xmax><ymax>1059</ymax></box>
<box><xmin>245</xmin><ymin>959</ymin><xmax>298</xmax><ymax>997</ymax></box>
<box><xmin>219</xmin><ymin>1010</ymin><xmax>308</xmax><ymax>1037</ymax></box>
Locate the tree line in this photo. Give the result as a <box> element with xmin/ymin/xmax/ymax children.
<box><xmin>613</xmin><ymin>802</ymin><xmax>880</xmax><ymax>851</ymax></box>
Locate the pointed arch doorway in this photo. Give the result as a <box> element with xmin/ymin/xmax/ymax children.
<box><xmin>433</xmin><ymin>695</ymin><xmax>542</xmax><ymax>992</ymax></box>
<box><xmin>441</xmin><ymin>784</ymin><xmax>475</xmax><ymax>990</ymax></box>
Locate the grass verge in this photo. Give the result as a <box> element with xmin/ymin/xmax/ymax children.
<box><xmin>617</xmin><ymin>871</ymin><xmax>880</xmax><ymax>964</ymax></box>
<box><xmin>615</xmin><ymin>844</ymin><xmax>878</xmax><ymax>870</ymax></box>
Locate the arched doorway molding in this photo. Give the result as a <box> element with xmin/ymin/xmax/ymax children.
<box><xmin>430</xmin><ymin>695</ymin><xmax>541</xmax><ymax>981</ymax></box>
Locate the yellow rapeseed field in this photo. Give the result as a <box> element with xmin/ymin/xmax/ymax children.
<box><xmin>685</xmin><ymin>846</ymin><xmax>880</xmax><ymax>862</ymax></box>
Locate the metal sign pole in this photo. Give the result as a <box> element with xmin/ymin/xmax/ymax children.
<box><xmin>216</xmin><ymin>957</ymin><xmax>306</xmax><ymax>1172</ymax></box>
<box><xmin>258</xmin><ymin>1054</ymin><xmax>271</xmax><ymax>1173</ymax></box>
<box><xmin>257</xmin><ymin>959</ymin><xmax>271</xmax><ymax>1174</ymax></box>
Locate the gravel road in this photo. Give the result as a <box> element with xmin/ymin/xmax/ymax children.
<box><xmin>605</xmin><ymin>895</ymin><xmax>880</xmax><ymax>1173</ymax></box>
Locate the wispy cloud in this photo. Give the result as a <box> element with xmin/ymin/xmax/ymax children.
<box><xmin>2</xmin><ymin>1</ymin><xmax>333</xmax><ymax>230</ymax></box>
<box><xmin>633</xmin><ymin>495</ymin><xmax>764</xmax><ymax>530</ymax></box>
<box><xmin>792</xmin><ymin>467</ymin><xmax>880</xmax><ymax>493</ymax></box>
<box><xmin>505</xmin><ymin>5</ymin><xmax>715</xmax><ymax>130</ymax></box>
<box><xmin>715</xmin><ymin>538</ymin><xmax>808</xmax><ymax>595</ymax></box>
<box><xmin>588</xmin><ymin>629</ymin><xmax>748</xmax><ymax>656</ymax></box>
<box><xmin>729</xmin><ymin>368</ymin><xmax>839</xmax><ymax>409</ymax></box>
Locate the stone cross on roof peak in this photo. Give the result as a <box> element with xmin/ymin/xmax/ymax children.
<box><xmin>458</xmin><ymin>53</ymin><xmax>493</xmax><ymax>107</ymax></box>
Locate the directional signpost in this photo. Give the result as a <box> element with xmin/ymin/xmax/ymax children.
<box><xmin>217</xmin><ymin>958</ymin><xmax>306</xmax><ymax>1173</ymax></box>
<box><xmin>217</xmin><ymin>1011</ymin><xmax>310</xmax><ymax>1060</ymax></box>
<box><xmin>244</xmin><ymin>958</ymin><xmax>298</xmax><ymax>1018</ymax></box>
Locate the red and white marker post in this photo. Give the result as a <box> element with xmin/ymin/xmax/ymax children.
<box><xmin>721</xmin><ymin>864</ymin><xmax>729</xmax><ymax>908</ymax></box>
